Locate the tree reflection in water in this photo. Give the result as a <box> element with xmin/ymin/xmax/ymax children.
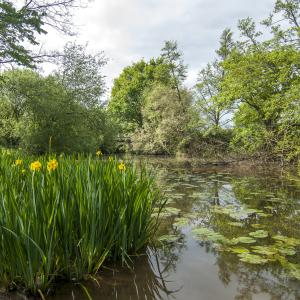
<box><xmin>44</xmin><ymin>245</ymin><xmax>182</xmax><ymax>300</ymax></box>
<box><xmin>7</xmin><ymin>158</ymin><xmax>300</xmax><ymax>300</ymax></box>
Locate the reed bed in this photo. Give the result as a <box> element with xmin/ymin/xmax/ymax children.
<box><xmin>0</xmin><ymin>150</ymin><xmax>162</xmax><ymax>294</ymax></box>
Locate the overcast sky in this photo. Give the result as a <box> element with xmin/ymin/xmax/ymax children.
<box><xmin>41</xmin><ymin>0</ymin><xmax>275</xmax><ymax>92</ymax></box>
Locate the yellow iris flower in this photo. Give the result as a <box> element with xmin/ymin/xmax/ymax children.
<box><xmin>118</xmin><ymin>162</ymin><xmax>126</xmax><ymax>171</ymax></box>
<box><xmin>47</xmin><ymin>159</ymin><xmax>58</xmax><ymax>172</ymax></box>
<box><xmin>96</xmin><ymin>150</ymin><xmax>102</xmax><ymax>157</ymax></box>
<box><xmin>30</xmin><ymin>161</ymin><xmax>42</xmax><ymax>171</ymax></box>
<box><xmin>12</xmin><ymin>159</ymin><xmax>23</xmax><ymax>167</ymax></box>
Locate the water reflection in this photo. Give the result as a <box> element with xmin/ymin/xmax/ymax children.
<box><xmin>5</xmin><ymin>158</ymin><xmax>300</xmax><ymax>300</ymax></box>
<box><xmin>46</xmin><ymin>247</ymin><xmax>181</xmax><ymax>300</ymax></box>
<box><xmin>147</xmin><ymin>158</ymin><xmax>300</xmax><ymax>300</ymax></box>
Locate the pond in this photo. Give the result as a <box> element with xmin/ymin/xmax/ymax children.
<box><xmin>7</xmin><ymin>157</ymin><xmax>300</xmax><ymax>300</ymax></box>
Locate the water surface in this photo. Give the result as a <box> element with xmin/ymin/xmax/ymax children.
<box><xmin>7</xmin><ymin>157</ymin><xmax>300</xmax><ymax>300</ymax></box>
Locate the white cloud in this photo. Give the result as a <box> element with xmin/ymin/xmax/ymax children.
<box><xmin>40</xmin><ymin>0</ymin><xmax>275</xmax><ymax>91</ymax></box>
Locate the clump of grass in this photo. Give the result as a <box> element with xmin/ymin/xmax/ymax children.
<box><xmin>0</xmin><ymin>150</ymin><xmax>162</xmax><ymax>294</ymax></box>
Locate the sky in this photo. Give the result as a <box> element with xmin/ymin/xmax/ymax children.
<box><xmin>41</xmin><ymin>0</ymin><xmax>275</xmax><ymax>92</ymax></box>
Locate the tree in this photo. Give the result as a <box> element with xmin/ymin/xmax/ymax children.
<box><xmin>262</xmin><ymin>0</ymin><xmax>300</xmax><ymax>47</ymax></box>
<box><xmin>108</xmin><ymin>58</ymin><xmax>171</xmax><ymax>131</ymax></box>
<box><xmin>161</xmin><ymin>40</ymin><xmax>187</xmax><ymax>102</ymax></box>
<box><xmin>196</xmin><ymin>62</ymin><xmax>231</xmax><ymax>128</ymax></box>
<box><xmin>0</xmin><ymin>69</ymin><xmax>117</xmax><ymax>153</ymax></box>
<box><xmin>195</xmin><ymin>29</ymin><xmax>234</xmax><ymax>128</ymax></box>
<box><xmin>222</xmin><ymin>47</ymin><xmax>300</xmax><ymax>158</ymax></box>
<box><xmin>238</xmin><ymin>17</ymin><xmax>263</xmax><ymax>48</ymax></box>
<box><xmin>57</xmin><ymin>42</ymin><xmax>107</xmax><ymax>108</ymax></box>
<box><xmin>131</xmin><ymin>84</ymin><xmax>194</xmax><ymax>154</ymax></box>
<box><xmin>216</xmin><ymin>28</ymin><xmax>235</xmax><ymax>60</ymax></box>
<box><xmin>0</xmin><ymin>0</ymin><xmax>85</xmax><ymax>68</ymax></box>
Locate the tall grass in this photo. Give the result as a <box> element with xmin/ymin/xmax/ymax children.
<box><xmin>0</xmin><ymin>150</ymin><xmax>162</xmax><ymax>294</ymax></box>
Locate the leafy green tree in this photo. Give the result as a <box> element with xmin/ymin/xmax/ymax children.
<box><xmin>108</xmin><ymin>58</ymin><xmax>171</xmax><ymax>131</ymax></box>
<box><xmin>216</xmin><ymin>28</ymin><xmax>235</xmax><ymax>60</ymax></box>
<box><xmin>195</xmin><ymin>29</ymin><xmax>234</xmax><ymax>128</ymax></box>
<box><xmin>196</xmin><ymin>62</ymin><xmax>230</xmax><ymax>127</ymax></box>
<box><xmin>0</xmin><ymin>69</ymin><xmax>117</xmax><ymax>153</ymax></box>
<box><xmin>57</xmin><ymin>42</ymin><xmax>107</xmax><ymax>108</ymax></box>
<box><xmin>222</xmin><ymin>47</ymin><xmax>300</xmax><ymax>158</ymax></box>
<box><xmin>219</xmin><ymin>0</ymin><xmax>300</xmax><ymax>160</ymax></box>
<box><xmin>131</xmin><ymin>84</ymin><xmax>195</xmax><ymax>154</ymax></box>
<box><xmin>161</xmin><ymin>40</ymin><xmax>187</xmax><ymax>102</ymax></box>
<box><xmin>0</xmin><ymin>69</ymin><xmax>40</xmax><ymax>146</ymax></box>
<box><xmin>238</xmin><ymin>17</ymin><xmax>263</xmax><ymax>48</ymax></box>
<box><xmin>262</xmin><ymin>0</ymin><xmax>300</xmax><ymax>47</ymax></box>
<box><xmin>0</xmin><ymin>0</ymin><xmax>84</xmax><ymax>68</ymax></box>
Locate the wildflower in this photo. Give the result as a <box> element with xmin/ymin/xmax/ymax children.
<box><xmin>118</xmin><ymin>162</ymin><xmax>126</xmax><ymax>171</ymax></box>
<box><xmin>96</xmin><ymin>150</ymin><xmax>102</xmax><ymax>157</ymax></box>
<box><xmin>30</xmin><ymin>161</ymin><xmax>42</xmax><ymax>172</ymax></box>
<box><xmin>108</xmin><ymin>156</ymin><xmax>113</xmax><ymax>162</ymax></box>
<box><xmin>15</xmin><ymin>159</ymin><xmax>22</xmax><ymax>166</ymax></box>
<box><xmin>47</xmin><ymin>159</ymin><xmax>58</xmax><ymax>172</ymax></box>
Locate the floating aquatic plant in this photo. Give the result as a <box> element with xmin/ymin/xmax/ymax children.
<box><xmin>230</xmin><ymin>237</ymin><xmax>257</xmax><ymax>245</ymax></box>
<box><xmin>248</xmin><ymin>230</ymin><xmax>268</xmax><ymax>239</ymax></box>
<box><xmin>228</xmin><ymin>221</ymin><xmax>244</xmax><ymax>227</ymax></box>
<box><xmin>229</xmin><ymin>247</ymin><xmax>250</xmax><ymax>254</ymax></box>
<box><xmin>251</xmin><ymin>223</ymin><xmax>265</xmax><ymax>229</ymax></box>
<box><xmin>251</xmin><ymin>246</ymin><xmax>277</xmax><ymax>256</ymax></box>
<box><xmin>192</xmin><ymin>227</ymin><xmax>227</xmax><ymax>243</ymax></box>
<box><xmin>238</xmin><ymin>253</ymin><xmax>269</xmax><ymax>264</ymax></box>
<box><xmin>158</xmin><ymin>234</ymin><xmax>179</xmax><ymax>243</ymax></box>
<box><xmin>173</xmin><ymin>217</ymin><xmax>190</xmax><ymax>228</ymax></box>
<box><xmin>272</xmin><ymin>235</ymin><xmax>300</xmax><ymax>247</ymax></box>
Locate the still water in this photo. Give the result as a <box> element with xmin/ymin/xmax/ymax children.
<box><xmin>7</xmin><ymin>157</ymin><xmax>300</xmax><ymax>300</ymax></box>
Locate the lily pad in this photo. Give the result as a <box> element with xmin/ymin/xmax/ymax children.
<box><xmin>230</xmin><ymin>236</ymin><xmax>256</xmax><ymax>245</ymax></box>
<box><xmin>251</xmin><ymin>223</ymin><xmax>265</xmax><ymax>229</ymax></box>
<box><xmin>155</xmin><ymin>207</ymin><xmax>181</xmax><ymax>219</ymax></box>
<box><xmin>229</xmin><ymin>247</ymin><xmax>250</xmax><ymax>254</ymax></box>
<box><xmin>158</xmin><ymin>234</ymin><xmax>179</xmax><ymax>243</ymax></box>
<box><xmin>212</xmin><ymin>206</ymin><xmax>235</xmax><ymax>216</ymax></box>
<box><xmin>256</xmin><ymin>212</ymin><xmax>272</xmax><ymax>218</ymax></box>
<box><xmin>251</xmin><ymin>246</ymin><xmax>277</xmax><ymax>256</ymax></box>
<box><xmin>277</xmin><ymin>246</ymin><xmax>296</xmax><ymax>256</ymax></box>
<box><xmin>173</xmin><ymin>217</ymin><xmax>189</xmax><ymax>228</ymax></box>
<box><xmin>238</xmin><ymin>253</ymin><xmax>268</xmax><ymax>264</ymax></box>
<box><xmin>272</xmin><ymin>235</ymin><xmax>300</xmax><ymax>247</ymax></box>
<box><xmin>228</xmin><ymin>221</ymin><xmax>244</xmax><ymax>227</ymax></box>
<box><xmin>229</xmin><ymin>207</ymin><xmax>262</xmax><ymax>220</ymax></box>
<box><xmin>192</xmin><ymin>227</ymin><xmax>227</xmax><ymax>243</ymax></box>
<box><xmin>249</xmin><ymin>230</ymin><xmax>268</xmax><ymax>239</ymax></box>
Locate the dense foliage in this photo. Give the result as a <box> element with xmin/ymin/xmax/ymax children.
<box><xmin>0</xmin><ymin>0</ymin><xmax>299</xmax><ymax>161</ymax></box>
<box><xmin>108</xmin><ymin>58</ymin><xmax>172</xmax><ymax>132</ymax></box>
<box><xmin>108</xmin><ymin>0</ymin><xmax>299</xmax><ymax>162</ymax></box>
<box><xmin>0</xmin><ymin>150</ymin><xmax>161</xmax><ymax>293</ymax></box>
<box><xmin>0</xmin><ymin>44</ymin><xmax>118</xmax><ymax>154</ymax></box>
<box><xmin>0</xmin><ymin>0</ymin><xmax>84</xmax><ymax>68</ymax></box>
<box><xmin>0</xmin><ymin>0</ymin><xmax>299</xmax><ymax>297</ymax></box>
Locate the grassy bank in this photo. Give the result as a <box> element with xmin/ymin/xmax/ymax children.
<box><xmin>0</xmin><ymin>150</ymin><xmax>162</xmax><ymax>295</ymax></box>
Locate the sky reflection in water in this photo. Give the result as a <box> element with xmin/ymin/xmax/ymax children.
<box><xmin>45</xmin><ymin>158</ymin><xmax>300</xmax><ymax>300</ymax></box>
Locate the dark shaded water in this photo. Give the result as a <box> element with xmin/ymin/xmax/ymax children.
<box><xmin>4</xmin><ymin>157</ymin><xmax>300</xmax><ymax>300</ymax></box>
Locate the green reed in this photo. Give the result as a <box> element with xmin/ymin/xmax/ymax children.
<box><xmin>0</xmin><ymin>150</ymin><xmax>162</xmax><ymax>294</ymax></box>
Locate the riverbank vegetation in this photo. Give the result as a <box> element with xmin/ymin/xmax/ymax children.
<box><xmin>109</xmin><ymin>0</ymin><xmax>300</xmax><ymax>163</ymax></box>
<box><xmin>1</xmin><ymin>0</ymin><xmax>299</xmax><ymax>165</ymax></box>
<box><xmin>0</xmin><ymin>0</ymin><xmax>299</xmax><ymax>297</ymax></box>
<box><xmin>0</xmin><ymin>149</ymin><xmax>161</xmax><ymax>294</ymax></box>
